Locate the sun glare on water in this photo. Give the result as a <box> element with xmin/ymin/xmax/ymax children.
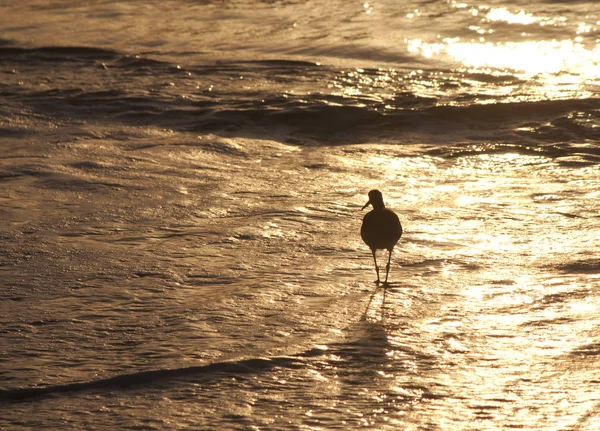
<box><xmin>443</xmin><ymin>39</ymin><xmax>598</xmax><ymax>76</ymax></box>
<box><xmin>406</xmin><ymin>5</ymin><xmax>600</xmax><ymax>98</ymax></box>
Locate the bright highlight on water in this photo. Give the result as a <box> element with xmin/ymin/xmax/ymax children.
<box><xmin>1</xmin><ymin>0</ymin><xmax>600</xmax><ymax>430</ymax></box>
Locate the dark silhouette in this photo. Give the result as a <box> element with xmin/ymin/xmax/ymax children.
<box><xmin>361</xmin><ymin>190</ymin><xmax>403</xmax><ymax>285</ymax></box>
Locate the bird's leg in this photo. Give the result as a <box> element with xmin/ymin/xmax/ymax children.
<box><xmin>371</xmin><ymin>249</ymin><xmax>380</xmax><ymax>284</ymax></box>
<box><xmin>384</xmin><ymin>249</ymin><xmax>393</xmax><ymax>285</ymax></box>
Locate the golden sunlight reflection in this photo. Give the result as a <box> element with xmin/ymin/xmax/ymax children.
<box><xmin>406</xmin><ymin>5</ymin><xmax>600</xmax><ymax>98</ymax></box>
<box><xmin>407</xmin><ymin>38</ymin><xmax>600</xmax><ymax>78</ymax></box>
<box><xmin>484</xmin><ymin>7</ymin><xmax>565</xmax><ymax>26</ymax></box>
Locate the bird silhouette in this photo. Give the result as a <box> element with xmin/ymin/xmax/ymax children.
<box><xmin>361</xmin><ymin>190</ymin><xmax>403</xmax><ymax>285</ymax></box>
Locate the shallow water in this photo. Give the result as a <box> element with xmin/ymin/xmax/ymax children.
<box><xmin>1</xmin><ymin>0</ymin><xmax>600</xmax><ymax>429</ymax></box>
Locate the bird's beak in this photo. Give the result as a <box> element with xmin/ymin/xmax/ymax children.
<box><xmin>361</xmin><ymin>200</ymin><xmax>370</xmax><ymax>210</ymax></box>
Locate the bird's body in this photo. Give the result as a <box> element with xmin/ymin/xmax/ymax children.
<box><xmin>360</xmin><ymin>190</ymin><xmax>402</xmax><ymax>285</ymax></box>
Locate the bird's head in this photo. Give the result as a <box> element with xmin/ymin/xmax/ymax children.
<box><xmin>362</xmin><ymin>189</ymin><xmax>385</xmax><ymax>210</ymax></box>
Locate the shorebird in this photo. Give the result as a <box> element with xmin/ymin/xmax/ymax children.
<box><xmin>361</xmin><ymin>190</ymin><xmax>403</xmax><ymax>285</ymax></box>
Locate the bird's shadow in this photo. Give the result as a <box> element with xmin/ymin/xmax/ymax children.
<box><xmin>381</xmin><ymin>281</ymin><xmax>401</xmax><ymax>290</ymax></box>
<box><xmin>360</xmin><ymin>282</ymin><xmax>395</xmax><ymax>323</ymax></box>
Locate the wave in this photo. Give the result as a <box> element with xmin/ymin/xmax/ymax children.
<box><xmin>9</xmin><ymin>86</ymin><xmax>600</xmax><ymax>145</ymax></box>
<box><xmin>3</xmin><ymin>45</ymin><xmax>600</xmax><ymax>153</ymax></box>
<box><xmin>556</xmin><ymin>259</ymin><xmax>600</xmax><ymax>274</ymax></box>
<box><xmin>0</xmin><ymin>46</ymin><xmax>119</xmax><ymax>62</ymax></box>
<box><xmin>571</xmin><ymin>342</ymin><xmax>600</xmax><ymax>356</ymax></box>
<box><xmin>0</xmin><ymin>354</ymin><xmax>307</xmax><ymax>403</ymax></box>
<box><xmin>0</xmin><ymin>319</ymin><xmax>399</xmax><ymax>403</ymax></box>
<box><xmin>0</xmin><ymin>325</ymin><xmax>396</xmax><ymax>403</ymax></box>
<box><xmin>0</xmin><ymin>45</ymin><xmax>320</xmax><ymax>71</ymax></box>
